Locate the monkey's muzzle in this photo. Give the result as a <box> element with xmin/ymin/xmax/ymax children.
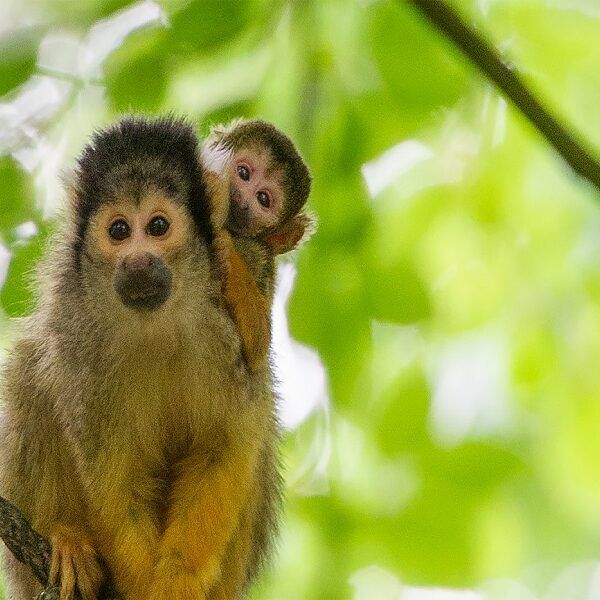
<box><xmin>227</xmin><ymin>191</ymin><xmax>251</xmax><ymax>235</ymax></box>
<box><xmin>114</xmin><ymin>252</ymin><xmax>172</xmax><ymax>311</ymax></box>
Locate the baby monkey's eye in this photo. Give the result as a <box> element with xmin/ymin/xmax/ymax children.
<box><xmin>109</xmin><ymin>219</ymin><xmax>131</xmax><ymax>241</ymax></box>
<box><xmin>256</xmin><ymin>191</ymin><xmax>271</xmax><ymax>208</ymax></box>
<box><xmin>147</xmin><ymin>216</ymin><xmax>170</xmax><ymax>237</ymax></box>
<box><xmin>237</xmin><ymin>165</ymin><xmax>250</xmax><ymax>181</ymax></box>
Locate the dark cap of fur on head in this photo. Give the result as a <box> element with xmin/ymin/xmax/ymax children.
<box><xmin>71</xmin><ymin>115</ymin><xmax>212</xmax><ymax>265</ymax></box>
<box><xmin>213</xmin><ymin>119</ymin><xmax>312</xmax><ymax>222</ymax></box>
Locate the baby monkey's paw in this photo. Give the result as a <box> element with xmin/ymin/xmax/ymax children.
<box><xmin>49</xmin><ymin>524</ymin><xmax>104</xmax><ymax>600</ymax></box>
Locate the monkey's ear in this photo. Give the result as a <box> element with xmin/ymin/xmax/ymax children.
<box><xmin>266</xmin><ymin>212</ymin><xmax>316</xmax><ymax>255</ymax></box>
<box><xmin>200</xmin><ymin>141</ymin><xmax>232</xmax><ymax>176</ymax></box>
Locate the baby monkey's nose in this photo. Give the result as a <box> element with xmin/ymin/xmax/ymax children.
<box><xmin>115</xmin><ymin>251</ymin><xmax>173</xmax><ymax>311</ymax></box>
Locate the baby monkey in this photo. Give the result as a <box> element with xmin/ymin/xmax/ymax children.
<box><xmin>202</xmin><ymin>119</ymin><xmax>313</xmax><ymax>371</ymax></box>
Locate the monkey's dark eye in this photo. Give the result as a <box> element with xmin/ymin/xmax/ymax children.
<box><xmin>256</xmin><ymin>191</ymin><xmax>271</xmax><ymax>208</ymax></box>
<box><xmin>147</xmin><ymin>216</ymin><xmax>170</xmax><ymax>237</ymax></box>
<box><xmin>237</xmin><ymin>165</ymin><xmax>250</xmax><ymax>181</ymax></box>
<box><xmin>109</xmin><ymin>219</ymin><xmax>130</xmax><ymax>241</ymax></box>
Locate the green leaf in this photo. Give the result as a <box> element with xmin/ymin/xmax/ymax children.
<box><xmin>168</xmin><ymin>0</ymin><xmax>256</xmax><ymax>54</ymax></box>
<box><xmin>104</xmin><ymin>29</ymin><xmax>169</xmax><ymax>112</ymax></box>
<box><xmin>0</xmin><ymin>157</ymin><xmax>35</xmax><ymax>234</ymax></box>
<box><xmin>0</xmin><ymin>29</ymin><xmax>40</xmax><ymax>96</ymax></box>
<box><xmin>0</xmin><ymin>238</ymin><xmax>45</xmax><ymax>317</ymax></box>
<box><xmin>368</xmin><ymin>1</ymin><xmax>470</xmax><ymax>118</ymax></box>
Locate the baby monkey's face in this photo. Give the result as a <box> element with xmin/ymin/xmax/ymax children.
<box><xmin>228</xmin><ymin>145</ymin><xmax>284</xmax><ymax>237</ymax></box>
<box><xmin>86</xmin><ymin>190</ymin><xmax>194</xmax><ymax>313</ymax></box>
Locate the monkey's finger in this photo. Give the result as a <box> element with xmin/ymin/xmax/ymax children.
<box><xmin>49</xmin><ymin>547</ymin><xmax>60</xmax><ymax>585</ymax></box>
<box><xmin>59</xmin><ymin>554</ymin><xmax>76</xmax><ymax>600</ymax></box>
<box><xmin>72</xmin><ymin>543</ymin><xmax>104</xmax><ymax>600</ymax></box>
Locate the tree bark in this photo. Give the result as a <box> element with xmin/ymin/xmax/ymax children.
<box><xmin>0</xmin><ymin>495</ymin><xmax>118</xmax><ymax>600</ymax></box>
<box><xmin>0</xmin><ymin>494</ymin><xmax>52</xmax><ymax>586</ymax></box>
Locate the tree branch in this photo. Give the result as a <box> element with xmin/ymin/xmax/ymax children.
<box><xmin>36</xmin><ymin>585</ymin><xmax>62</xmax><ymax>600</ymax></box>
<box><xmin>403</xmin><ymin>0</ymin><xmax>600</xmax><ymax>193</ymax></box>
<box><xmin>0</xmin><ymin>494</ymin><xmax>52</xmax><ymax>586</ymax></box>
<box><xmin>0</xmin><ymin>495</ymin><xmax>118</xmax><ymax>600</ymax></box>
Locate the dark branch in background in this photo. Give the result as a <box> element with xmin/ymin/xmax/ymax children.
<box><xmin>403</xmin><ymin>0</ymin><xmax>600</xmax><ymax>193</ymax></box>
<box><xmin>0</xmin><ymin>495</ymin><xmax>118</xmax><ymax>600</ymax></box>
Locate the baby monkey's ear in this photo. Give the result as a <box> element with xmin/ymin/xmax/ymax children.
<box><xmin>266</xmin><ymin>212</ymin><xmax>316</xmax><ymax>255</ymax></box>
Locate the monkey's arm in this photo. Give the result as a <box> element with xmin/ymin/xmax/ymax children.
<box><xmin>206</xmin><ymin>476</ymin><xmax>262</xmax><ymax>600</ymax></box>
<box><xmin>0</xmin><ymin>344</ymin><xmax>105</xmax><ymax>600</ymax></box>
<box><xmin>208</xmin><ymin>418</ymin><xmax>282</xmax><ymax>600</ymax></box>
<box><xmin>147</xmin><ymin>435</ymin><xmax>261</xmax><ymax>600</ymax></box>
<box><xmin>79</xmin><ymin>445</ymin><xmax>161</xmax><ymax>600</ymax></box>
<box><xmin>206</xmin><ymin>510</ymin><xmax>254</xmax><ymax>600</ymax></box>
<box><xmin>213</xmin><ymin>229</ymin><xmax>270</xmax><ymax>372</ymax></box>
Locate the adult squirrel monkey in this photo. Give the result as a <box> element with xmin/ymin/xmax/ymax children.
<box><xmin>0</xmin><ymin>116</ymin><xmax>283</xmax><ymax>600</ymax></box>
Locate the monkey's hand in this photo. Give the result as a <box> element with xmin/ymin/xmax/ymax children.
<box><xmin>48</xmin><ymin>524</ymin><xmax>104</xmax><ymax>600</ymax></box>
<box><xmin>147</xmin><ymin>567</ymin><xmax>212</xmax><ymax>600</ymax></box>
<box><xmin>212</xmin><ymin>229</ymin><xmax>270</xmax><ymax>372</ymax></box>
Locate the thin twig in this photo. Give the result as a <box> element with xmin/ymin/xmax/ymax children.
<box><xmin>403</xmin><ymin>0</ymin><xmax>600</xmax><ymax>192</ymax></box>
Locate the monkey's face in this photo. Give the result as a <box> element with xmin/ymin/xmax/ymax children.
<box><xmin>227</xmin><ymin>146</ymin><xmax>284</xmax><ymax>236</ymax></box>
<box><xmin>84</xmin><ymin>190</ymin><xmax>197</xmax><ymax>315</ymax></box>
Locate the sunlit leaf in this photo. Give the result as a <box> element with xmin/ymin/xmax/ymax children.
<box><xmin>0</xmin><ymin>237</ymin><xmax>45</xmax><ymax>317</ymax></box>
<box><xmin>0</xmin><ymin>157</ymin><xmax>35</xmax><ymax>234</ymax></box>
<box><xmin>0</xmin><ymin>29</ymin><xmax>40</xmax><ymax>97</ymax></box>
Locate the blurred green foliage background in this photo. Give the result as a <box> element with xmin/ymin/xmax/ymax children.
<box><xmin>1</xmin><ymin>0</ymin><xmax>600</xmax><ymax>598</ymax></box>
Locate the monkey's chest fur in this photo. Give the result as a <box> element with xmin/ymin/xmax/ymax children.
<box><xmin>0</xmin><ymin>318</ymin><xmax>279</xmax><ymax>600</ymax></box>
<box><xmin>1</xmin><ymin>306</ymin><xmax>280</xmax><ymax>597</ymax></box>
<box><xmin>47</xmin><ymin>316</ymin><xmax>267</xmax><ymax>472</ymax></box>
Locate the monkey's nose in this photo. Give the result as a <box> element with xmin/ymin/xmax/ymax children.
<box><xmin>122</xmin><ymin>252</ymin><xmax>154</xmax><ymax>272</ymax></box>
<box><xmin>114</xmin><ymin>252</ymin><xmax>173</xmax><ymax>311</ymax></box>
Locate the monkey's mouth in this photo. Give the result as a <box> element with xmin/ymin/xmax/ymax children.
<box><xmin>114</xmin><ymin>254</ymin><xmax>173</xmax><ymax>312</ymax></box>
<box><xmin>119</xmin><ymin>284</ymin><xmax>171</xmax><ymax>311</ymax></box>
<box><xmin>227</xmin><ymin>198</ymin><xmax>250</xmax><ymax>235</ymax></box>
